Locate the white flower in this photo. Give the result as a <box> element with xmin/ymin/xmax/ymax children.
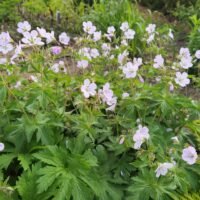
<box><xmin>22</xmin><ymin>30</ymin><xmax>44</xmax><ymax>46</ymax></box>
<box><xmin>179</xmin><ymin>57</ymin><xmax>193</xmax><ymax>69</ymax></box>
<box><xmin>36</xmin><ymin>27</ymin><xmax>47</xmax><ymax>37</ymax></box>
<box><xmin>168</xmin><ymin>29</ymin><xmax>174</xmax><ymax>39</ymax></box>
<box><xmin>0</xmin><ymin>143</ymin><xmax>5</xmax><ymax>151</ymax></box>
<box><xmin>0</xmin><ymin>32</ymin><xmax>13</xmax><ymax>54</ymax></box>
<box><xmin>120</xmin><ymin>22</ymin><xmax>129</xmax><ymax>32</ymax></box>
<box><xmin>90</xmin><ymin>48</ymin><xmax>99</xmax><ymax>58</ymax></box>
<box><xmin>123</xmin><ymin>62</ymin><xmax>138</xmax><ymax>78</ymax></box>
<box><xmin>153</xmin><ymin>55</ymin><xmax>164</xmax><ymax>68</ymax></box>
<box><xmin>182</xmin><ymin>146</ymin><xmax>198</xmax><ymax>165</ymax></box>
<box><xmin>59</xmin><ymin>32</ymin><xmax>70</xmax><ymax>45</ymax></box>
<box><xmin>77</xmin><ymin>60</ymin><xmax>89</xmax><ymax>69</ymax></box>
<box><xmin>17</xmin><ymin>21</ymin><xmax>31</xmax><ymax>34</ymax></box>
<box><xmin>195</xmin><ymin>50</ymin><xmax>200</xmax><ymax>59</ymax></box>
<box><xmin>107</xmin><ymin>26</ymin><xmax>115</xmax><ymax>37</ymax></box>
<box><xmin>98</xmin><ymin>83</ymin><xmax>117</xmax><ymax>111</ymax></box>
<box><xmin>133</xmin><ymin>57</ymin><xmax>142</xmax><ymax>67</ymax></box>
<box><xmin>146</xmin><ymin>24</ymin><xmax>156</xmax><ymax>34</ymax></box>
<box><xmin>45</xmin><ymin>31</ymin><xmax>55</xmax><ymax>44</ymax></box>
<box><xmin>179</xmin><ymin>48</ymin><xmax>191</xmax><ymax>59</ymax></box>
<box><xmin>0</xmin><ymin>44</ymin><xmax>14</xmax><ymax>55</ymax></box>
<box><xmin>133</xmin><ymin>125</ymin><xmax>150</xmax><ymax>149</ymax></box>
<box><xmin>83</xmin><ymin>21</ymin><xmax>96</xmax><ymax>35</ymax></box>
<box><xmin>155</xmin><ymin>162</ymin><xmax>174</xmax><ymax>178</ymax></box>
<box><xmin>93</xmin><ymin>31</ymin><xmax>101</xmax><ymax>41</ymax></box>
<box><xmin>124</xmin><ymin>29</ymin><xmax>135</xmax><ymax>40</ymax></box>
<box><xmin>175</xmin><ymin>72</ymin><xmax>190</xmax><ymax>87</ymax></box>
<box><xmin>0</xmin><ymin>32</ymin><xmax>12</xmax><ymax>45</ymax></box>
<box><xmin>122</xmin><ymin>92</ymin><xmax>129</xmax><ymax>99</ymax></box>
<box><xmin>81</xmin><ymin>79</ymin><xmax>97</xmax><ymax>98</ymax></box>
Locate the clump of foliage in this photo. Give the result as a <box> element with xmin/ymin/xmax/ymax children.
<box><xmin>0</xmin><ymin>16</ymin><xmax>199</xmax><ymax>200</ymax></box>
<box><xmin>138</xmin><ymin>0</ymin><xmax>197</xmax><ymax>14</ymax></box>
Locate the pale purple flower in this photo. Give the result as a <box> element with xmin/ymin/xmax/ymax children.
<box><xmin>182</xmin><ymin>146</ymin><xmax>198</xmax><ymax>165</ymax></box>
<box><xmin>90</xmin><ymin>48</ymin><xmax>100</xmax><ymax>58</ymax></box>
<box><xmin>120</xmin><ymin>22</ymin><xmax>129</xmax><ymax>32</ymax></box>
<box><xmin>133</xmin><ymin>125</ymin><xmax>150</xmax><ymax>149</ymax></box>
<box><xmin>0</xmin><ymin>32</ymin><xmax>13</xmax><ymax>54</ymax></box>
<box><xmin>17</xmin><ymin>21</ymin><xmax>31</xmax><ymax>34</ymax></box>
<box><xmin>146</xmin><ymin>24</ymin><xmax>156</xmax><ymax>34</ymax></box>
<box><xmin>179</xmin><ymin>48</ymin><xmax>191</xmax><ymax>59</ymax></box>
<box><xmin>81</xmin><ymin>79</ymin><xmax>97</xmax><ymax>98</ymax></box>
<box><xmin>77</xmin><ymin>60</ymin><xmax>89</xmax><ymax>69</ymax></box>
<box><xmin>124</xmin><ymin>29</ymin><xmax>135</xmax><ymax>40</ymax></box>
<box><xmin>107</xmin><ymin>26</ymin><xmax>115</xmax><ymax>37</ymax></box>
<box><xmin>155</xmin><ymin>162</ymin><xmax>174</xmax><ymax>178</ymax></box>
<box><xmin>98</xmin><ymin>83</ymin><xmax>117</xmax><ymax>111</ymax></box>
<box><xmin>93</xmin><ymin>31</ymin><xmax>101</xmax><ymax>42</ymax></box>
<box><xmin>83</xmin><ymin>21</ymin><xmax>96</xmax><ymax>35</ymax></box>
<box><xmin>59</xmin><ymin>32</ymin><xmax>70</xmax><ymax>45</ymax></box>
<box><xmin>22</xmin><ymin>30</ymin><xmax>44</xmax><ymax>46</ymax></box>
<box><xmin>0</xmin><ymin>43</ymin><xmax>14</xmax><ymax>54</ymax></box>
<box><xmin>0</xmin><ymin>32</ymin><xmax>12</xmax><ymax>45</ymax></box>
<box><xmin>153</xmin><ymin>55</ymin><xmax>164</xmax><ymax>68</ymax></box>
<box><xmin>123</xmin><ymin>62</ymin><xmax>138</xmax><ymax>78</ymax></box>
<box><xmin>179</xmin><ymin>57</ymin><xmax>193</xmax><ymax>69</ymax></box>
<box><xmin>51</xmin><ymin>46</ymin><xmax>62</xmax><ymax>55</ymax></box>
<box><xmin>175</xmin><ymin>72</ymin><xmax>190</xmax><ymax>87</ymax></box>
<box><xmin>0</xmin><ymin>143</ymin><xmax>5</xmax><ymax>152</ymax></box>
<box><xmin>195</xmin><ymin>50</ymin><xmax>200</xmax><ymax>59</ymax></box>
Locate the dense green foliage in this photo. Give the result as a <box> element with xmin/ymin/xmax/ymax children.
<box><xmin>0</xmin><ymin>0</ymin><xmax>199</xmax><ymax>199</ymax></box>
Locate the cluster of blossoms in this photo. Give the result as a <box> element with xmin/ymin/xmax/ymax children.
<box><xmin>120</xmin><ymin>22</ymin><xmax>135</xmax><ymax>45</ymax></box>
<box><xmin>155</xmin><ymin>146</ymin><xmax>198</xmax><ymax>178</ymax></box>
<box><xmin>122</xmin><ymin>57</ymin><xmax>142</xmax><ymax>78</ymax></box>
<box><xmin>81</xmin><ymin>80</ymin><xmax>117</xmax><ymax>111</ymax></box>
<box><xmin>79</xmin><ymin>47</ymin><xmax>100</xmax><ymax>60</ymax></box>
<box><xmin>98</xmin><ymin>83</ymin><xmax>117</xmax><ymax>111</ymax></box>
<box><xmin>179</xmin><ymin>48</ymin><xmax>193</xmax><ymax>69</ymax></box>
<box><xmin>145</xmin><ymin>24</ymin><xmax>156</xmax><ymax>44</ymax></box>
<box><xmin>17</xmin><ymin>21</ymin><xmax>70</xmax><ymax>47</ymax></box>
